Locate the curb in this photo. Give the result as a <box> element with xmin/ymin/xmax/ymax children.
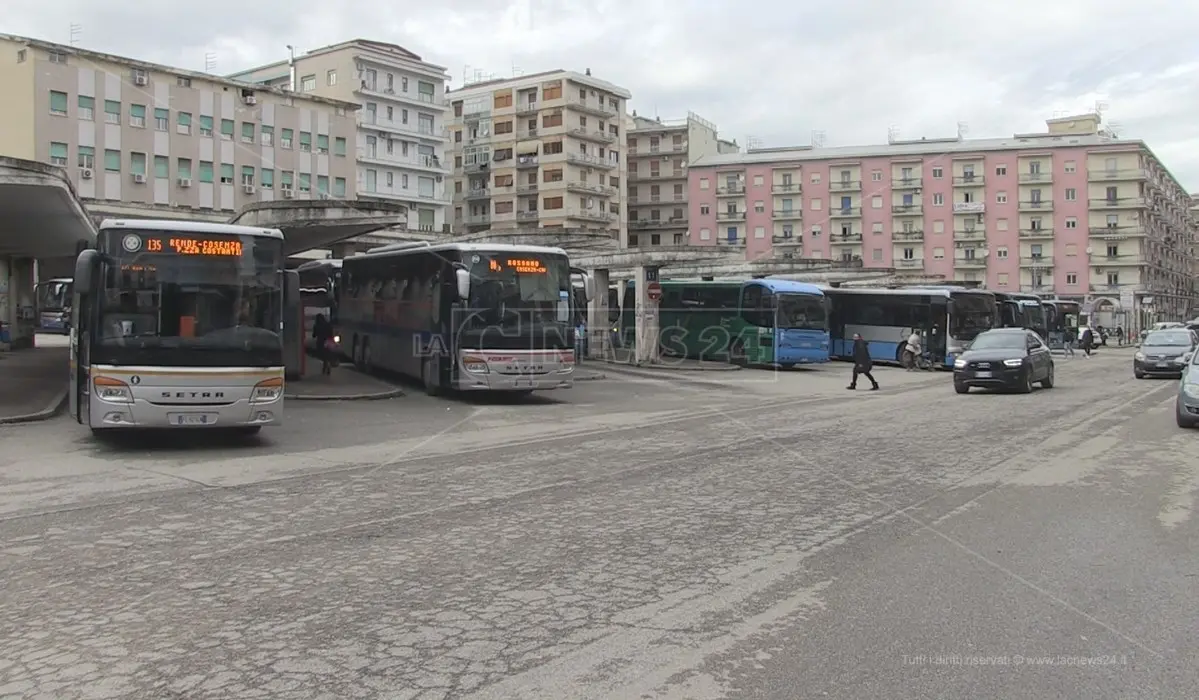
<box><xmin>285</xmin><ymin>387</ymin><xmax>405</xmax><ymax>401</ymax></box>
<box><xmin>573</xmin><ymin>371</ymin><xmax>607</xmax><ymax>381</ymax></box>
<box><xmin>592</xmin><ymin>360</ymin><xmax>741</xmax><ymax>373</ymax></box>
<box><xmin>0</xmin><ymin>387</ymin><xmax>69</xmax><ymax>425</ymax></box>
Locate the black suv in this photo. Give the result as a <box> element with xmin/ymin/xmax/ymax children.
<box><xmin>953</xmin><ymin>328</ymin><xmax>1055</xmax><ymax>394</ymax></box>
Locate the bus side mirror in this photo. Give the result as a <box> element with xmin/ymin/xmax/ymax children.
<box><xmin>583</xmin><ymin>273</ymin><xmax>595</xmax><ymax>302</ymax></box>
<box><xmin>74</xmin><ymin>249</ymin><xmax>98</xmax><ymax>290</ymax></box>
<box><xmin>454</xmin><ymin>268</ymin><xmax>471</xmax><ymax>301</ymax></box>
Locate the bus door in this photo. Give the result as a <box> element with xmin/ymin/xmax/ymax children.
<box><xmin>69</xmin><ymin>256</ymin><xmax>98</xmax><ymax>425</ymax></box>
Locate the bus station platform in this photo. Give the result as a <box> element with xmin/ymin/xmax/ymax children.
<box><xmin>596</xmin><ymin>347</ymin><xmax>741</xmax><ymax>372</ymax></box>
<box><xmin>285</xmin><ymin>361</ymin><xmax>405</xmax><ymax>401</ymax></box>
<box><xmin>0</xmin><ymin>335</ymin><xmax>69</xmax><ymax>424</ymax></box>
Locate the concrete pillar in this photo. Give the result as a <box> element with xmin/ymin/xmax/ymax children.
<box><xmin>0</xmin><ymin>256</ymin><xmax>10</xmax><ymax>350</ymax></box>
<box><xmin>633</xmin><ymin>265</ymin><xmax>660</xmax><ymax>365</ymax></box>
<box><xmin>11</xmin><ymin>258</ymin><xmax>36</xmax><ymax>348</ymax></box>
<box><xmin>587</xmin><ymin>267</ymin><xmax>610</xmax><ymax>360</ymax></box>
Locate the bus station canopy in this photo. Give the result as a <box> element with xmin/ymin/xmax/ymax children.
<box><xmin>0</xmin><ymin>156</ymin><xmax>96</xmax><ymax>258</ymax></box>
<box><xmin>228</xmin><ymin>200</ymin><xmax>409</xmax><ymax>256</ymax></box>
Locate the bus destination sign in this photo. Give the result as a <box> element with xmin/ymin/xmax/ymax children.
<box><xmin>143</xmin><ymin>236</ymin><xmax>244</xmax><ymax>257</ymax></box>
<box><xmin>489</xmin><ymin>258</ymin><xmax>547</xmax><ymax>274</ymax></box>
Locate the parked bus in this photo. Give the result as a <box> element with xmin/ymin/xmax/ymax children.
<box><xmin>617</xmin><ymin>279</ymin><xmax>830</xmax><ymax>366</ymax></box>
<box><xmin>339</xmin><ymin>242</ymin><xmax>592</xmax><ymax>394</ymax></box>
<box><xmin>825</xmin><ymin>286</ymin><xmax>997</xmax><ymax>367</ymax></box>
<box><xmin>69</xmin><ymin>219</ymin><xmax>288</xmax><ymax>435</ymax></box>
<box><xmin>1042</xmin><ymin>299</ymin><xmax>1081</xmax><ymax>349</ymax></box>
<box><xmin>295</xmin><ymin>259</ymin><xmax>343</xmax><ymax>355</ymax></box>
<box><xmin>992</xmin><ymin>291</ymin><xmax>1048</xmax><ymax>338</ymax></box>
<box><xmin>34</xmin><ymin>277</ymin><xmax>73</xmax><ymax>334</ymax></box>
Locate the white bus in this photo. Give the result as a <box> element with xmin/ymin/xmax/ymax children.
<box><xmin>340</xmin><ymin>242</ymin><xmax>593</xmax><ymax>394</ymax></box>
<box><xmin>70</xmin><ymin>220</ymin><xmax>287</xmax><ymax>435</ymax></box>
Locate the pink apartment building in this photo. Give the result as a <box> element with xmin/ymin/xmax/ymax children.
<box><xmin>686</xmin><ymin>114</ymin><xmax>1196</xmax><ymax>318</ymax></box>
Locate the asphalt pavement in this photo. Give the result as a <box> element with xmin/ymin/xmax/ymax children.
<box><xmin>1</xmin><ymin>347</ymin><xmax>1196</xmax><ymax>699</ymax></box>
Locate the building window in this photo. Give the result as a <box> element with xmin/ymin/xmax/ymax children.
<box><xmin>176</xmin><ymin>76</ymin><xmax>191</xmax><ymax>87</ymax></box>
<box><xmin>995</xmin><ymin>165</ymin><xmax>1007</xmax><ymax>176</ymax></box>
<box><xmin>220</xmin><ymin>119</ymin><xmax>234</xmax><ymax>140</ymax></box>
<box><xmin>242</xmin><ymin>166</ymin><xmax>255</xmax><ymax>186</ymax></box>
<box><xmin>104</xmin><ymin>100</ymin><xmax>120</xmax><ymax>124</ymax></box>
<box><xmin>48</xmin><ymin>142</ymin><xmax>68</xmax><ymax>166</ymax></box>
<box><xmin>77</xmin><ymin>146</ymin><xmax>94</xmax><ymax>169</ymax></box>
<box><xmin>177</xmin><ymin>158</ymin><xmax>192</xmax><ymax>179</ymax></box>
<box><xmin>1106</xmin><ymin>272</ymin><xmax>1119</xmax><ymax>285</ymax></box>
<box><xmin>932</xmin><ymin>167</ymin><xmax>943</xmax><ymax>179</ymax></box>
<box><xmin>130</xmin><ymin>104</ymin><xmax>146</xmax><ymax>128</ymax></box>
<box><xmin>327</xmin><ymin>69</ymin><xmax>337</xmax><ymax>86</ymax></box>
<box><xmin>317</xmin><ymin>135</ymin><xmax>329</xmax><ymax>154</ymax></box>
<box><xmin>154</xmin><ymin>108</ymin><xmax>169</xmax><ymax>131</ymax></box>
<box><xmin>241</xmin><ymin>122</ymin><xmax>255</xmax><ymax>144</ymax></box>
<box><xmin>699</xmin><ymin>178</ymin><xmax>709</xmax><ymax>190</ymax></box>
<box><xmin>49</xmin><ymin>91</ymin><xmax>68</xmax><ymax>116</ymax></box>
<box><xmin>1065</xmin><ymin>187</ymin><xmax>1076</xmax><ymax>201</ymax></box>
<box><xmin>78</xmin><ymin>96</ymin><xmax>94</xmax><ymax>120</ymax></box>
<box><xmin>1065</xmin><ymin>217</ymin><xmax>1077</xmax><ymax>229</ymax></box>
<box><xmin>48</xmin><ymin>51</ymin><xmax>67</xmax><ymax>64</ymax></box>
<box><xmin>871</xmin><ymin>170</ymin><xmax>882</xmax><ymax>181</ymax></box>
<box><xmin>932</xmin><ymin>193</ymin><xmax>944</xmax><ymax>206</ymax></box>
<box><xmin>298</xmin><ymin>173</ymin><xmax>311</xmax><ymax>192</ymax></box>
<box><xmin>300</xmin><ymin>74</ymin><xmax>316</xmax><ymax>91</ymax></box>
<box><xmin>261</xmin><ymin>125</ymin><xmax>274</xmax><ymax>146</ymax></box>
<box><xmin>219</xmin><ymin>163</ymin><xmax>234</xmax><ymax>184</ymax></box>
<box><xmin>154</xmin><ymin>156</ymin><xmax>169</xmax><ymax>179</ymax></box>
<box><xmin>1064</xmin><ymin>160</ymin><xmax>1076</xmax><ymax>173</ymax></box>
<box><xmin>198</xmin><ymin>161</ymin><xmax>214</xmax><ymax>183</ymax></box>
<box><xmin>1066</xmin><ymin>273</ymin><xmax>1077</xmax><ymax>285</ymax></box>
<box><xmin>299</xmin><ymin>132</ymin><xmax>312</xmax><ymax>152</ymax></box>
<box><xmin>281</xmin><ymin>129</ymin><xmax>294</xmax><ymax>149</ymax></box>
<box><xmin>334</xmin><ymin>137</ymin><xmax>346</xmax><ymax>156</ymax></box>
<box><xmin>261</xmin><ymin>169</ymin><xmax>274</xmax><ymax>189</ymax></box>
<box><xmin>103</xmin><ymin>149</ymin><xmax>121</xmax><ymax>172</ymax></box>
<box><xmin>334</xmin><ymin>177</ymin><xmax>347</xmax><ymax>197</ymax></box>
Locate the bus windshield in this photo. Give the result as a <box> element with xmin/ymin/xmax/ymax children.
<box><xmin>97</xmin><ymin>235</ymin><xmax>283</xmax><ymax>353</ymax></box>
<box><xmin>775</xmin><ymin>293</ymin><xmax>826</xmax><ymax>331</ymax></box>
<box><xmin>949</xmin><ymin>294</ymin><xmax>995</xmax><ymax>339</ymax></box>
<box><xmin>37</xmin><ymin>280</ymin><xmax>72</xmax><ymax>312</ymax></box>
<box><xmin>466</xmin><ymin>253</ymin><xmax>571</xmax><ymax>328</ymax></box>
<box><xmin>1018</xmin><ymin>301</ymin><xmax>1045</xmax><ymax>329</ymax></box>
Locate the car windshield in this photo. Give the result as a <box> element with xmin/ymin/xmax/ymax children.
<box><xmin>1145</xmin><ymin>331</ymin><xmax>1192</xmax><ymax>346</ymax></box>
<box><xmin>774</xmin><ymin>293</ymin><xmax>826</xmax><ymax>331</ymax></box>
<box><xmin>968</xmin><ymin>332</ymin><xmax>1026</xmax><ymax>350</ymax></box>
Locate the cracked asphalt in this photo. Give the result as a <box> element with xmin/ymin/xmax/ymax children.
<box><xmin>1</xmin><ymin>348</ymin><xmax>1197</xmax><ymax>699</ymax></box>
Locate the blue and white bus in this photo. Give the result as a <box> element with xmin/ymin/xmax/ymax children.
<box><xmin>825</xmin><ymin>286</ymin><xmax>997</xmax><ymax>367</ymax></box>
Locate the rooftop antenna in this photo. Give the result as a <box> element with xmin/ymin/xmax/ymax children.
<box><xmin>956</xmin><ymin>121</ymin><xmax>969</xmax><ymax>139</ymax></box>
<box><xmin>1106</xmin><ymin>121</ymin><xmax>1123</xmax><ymax>138</ymax></box>
<box><xmin>511</xmin><ymin>61</ymin><xmax>522</xmax><ymax>78</ymax></box>
<box><xmin>746</xmin><ymin>136</ymin><xmax>763</xmax><ymax>151</ymax></box>
<box><xmin>811</xmin><ymin>130</ymin><xmax>826</xmax><ymax>148</ymax></box>
<box><xmin>1094</xmin><ymin>99</ymin><xmax>1109</xmax><ymax>116</ymax></box>
<box><xmin>887</xmin><ymin>126</ymin><xmax>900</xmax><ymax>144</ymax></box>
<box><xmin>204</xmin><ymin>52</ymin><xmax>217</xmax><ymax>72</ymax></box>
<box><xmin>68</xmin><ymin>24</ymin><xmax>82</xmax><ymax>46</ymax></box>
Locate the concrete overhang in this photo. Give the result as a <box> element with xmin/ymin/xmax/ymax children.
<box><xmin>573</xmin><ymin>246</ymin><xmax>743</xmax><ymax>270</ymax></box>
<box><xmin>227</xmin><ymin>200</ymin><xmax>409</xmax><ymax>255</ymax></box>
<box><xmin>451</xmin><ymin>228</ymin><xmax>620</xmax><ymax>253</ymax></box>
<box><xmin>0</xmin><ymin>156</ymin><xmax>96</xmax><ymax>258</ymax></box>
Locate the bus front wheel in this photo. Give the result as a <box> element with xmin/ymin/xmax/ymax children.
<box><xmin>422</xmin><ymin>357</ymin><xmax>443</xmax><ymax>396</ymax></box>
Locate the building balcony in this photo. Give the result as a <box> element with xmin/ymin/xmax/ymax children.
<box><xmin>953</xmin><ymin>229</ymin><xmax>986</xmax><ymax>242</ymax></box>
<box><xmin>515</xmin><ymin>101</ymin><xmax>539</xmax><ymax>116</ymax></box>
<box><xmin>516</xmin><ymin>129</ymin><xmax>539</xmax><ymax>140</ymax></box>
<box><xmin>566</xmin><ymin>181</ymin><xmax>616</xmax><ymax>197</ymax></box>
<box><xmin>629</xmin><ymin>143</ymin><xmax>687</xmax><ymax>156</ymax></box>
<box><xmin>1089</xmin><ymin>197</ymin><xmax>1145</xmax><ymax>209</ymax></box>
<box><xmin>517</xmin><ymin>210</ymin><xmax>539</xmax><ymax>222</ymax></box>
<box><xmin>569</xmin><ymin>127</ymin><xmax>617</xmax><ymax>144</ymax></box>
<box><xmin>892</xmin><ymin>203</ymin><xmax>923</xmax><ymax>215</ymax></box>
<box><xmin>464</xmin><ymin>161</ymin><xmax>489</xmax><ymax>174</ymax></box>
<box><xmin>1019</xmin><ymin>228</ymin><xmax>1055</xmax><ymax>240</ymax></box>
<box><xmin>464</xmin><ymin>188</ymin><xmax>490</xmax><ymax>200</ymax></box>
<box><xmin>892</xmin><ymin>177</ymin><xmax>922</xmax><ymax>190</ymax></box>
<box><xmin>772</xmin><ymin>183</ymin><xmax>802</xmax><ymax>194</ymax></box>
<box><xmin>356</xmin><ymin>83</ymin><xmax>447</xmax><ymax>112</ymax></box>
<box><xmin>1089</xmin><ymin>226</ymin><xmax>1146</xmax><ymax>239</ymax></box>
<box><xmin>629</xmin><ymin>169</ymin><xmax>686</xmax><ymax>182</ymax></box>
<box><xmin>715</xmin><ymin>185</ymin><xmax>745</xmax><ymax>196</ymax></box>
<box><xmin>515</xmin><ymin>183</ymin><xmax>539</xmax><ymax>194</ymax></box>
<box><xmin>1020</xmin><ymin>256</ymin><xmax>1054</xmax><ymax>267</ymax></box>
<box><xmin>1018</xmin><ymin>172</ymin><xmax>1053</xmax><ymax>183</ymax></box>
<box><xmin>359</xmin><ymin>150</ymin><xmax>448</xmax><ymax>174</ymax></box>
<box><xmin>895</xmin><ymin>258</ymin><xmax>925</xmax><ymax>269</ymax></box>
<box><xmin>515</xmin><ymin>156</ymin><xmax>539</xmax><ymax>169</ymax></box>
<box><xmin>631</xmin><ymin>217</ymin><xmax>688</xmax><ymax>229</ymax></box>
<box><xmin>565</xmin><ymin>208</ymin><xmax>618</xmax><ymax>223</ymax></box>
<box><xmin>464</xmin><ymin>213</ymin><xmax>491</xmax><ymax>226</ymax></box>
<box><xmin>358</xmin><ymin>113</ymin><xmax>448</xmax><ymax>142</ymax></box>
<box><xmin>1089</xmin><ymin>283</ymin><xmax>1126</xmax><ymax>294</ymax></box>
<box><xmin>893</xmin><ymin>230</ymin><xmax>924</xmax><ymax>242</ymax></box>
<box><xmin>565</xmin><ymin>96</ymin><xmax>618</xmax><ymax>118</ymax></box>
<box><xmin>564</xmin><ymin>152</ymin><xmax>616</xmax><ymax>170</ymax></box>
<box><xmin>829</xmin><ymin>207</ymin><xmax>862</xmax><ymax>218</ymax></box>
<box><xmin>1093</xmin><ymin>254</ymin><xmax>1144</xmax><ymax>267</ymax></box>
<box><xmin>830</xmin><ymin>233</ymin><xmax>863</xmax><ymax>243</ymax></box>
<box><xmin>718</xmin><ymin>237</ymin><xmax>745</xmax><ymax>246</ymax></box>
<box><xmin>772</xmin><ymin>234</ymin><xmax>801</xmax><ymax>245</ymax></box>
<box><xmin>952</xmin><ymin>202</ymin><xmax>986</xmax><ymax>214</ymax></box>
<box><xmin>715</xmin><ymin>211</ymin><xmax>746</xmax><ymax>222</ymax></box>
<box><xmin>829</xmin><ymin>180</ymin><xmax>862</xmax><ymax>192</ymax></box>
<box><xmin>773</xmin><ymin>208</ymin><xmax>802</xmax><ymax>220</ymax></box>
<box><xmin>1018</xmin><ymin>200</ymin><xmax>1053</xmax><ymax>212</ymax></box>
<box><xmin>1088</xmin><ymin>168</ymin><xmax>1146</xmax><ymax>181</ymax></box>
<box><xmin>955</xmin><ymin>258</ymin><xmax>987</xmax><ymax>269</ymax></box>
<box><xmin>953</xmin><ymin>175</ymin><xmax>985</xmax><ymax>187</ymax></box>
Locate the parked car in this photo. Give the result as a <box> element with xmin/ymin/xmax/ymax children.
<box><xmin>953</xmin><ymin>328</ymin><xmax>1055</xmax><ymax>394</ymax></box>
<box><xmin>1176</xmin><ymin>350</ymin><xmax>1199</xmax><ymax>428</ymax></box>
<box><xmin>1141</xmin><ymin>321</ymin><xmax>1185</xmax><ymax>345</ymax></box>
<box><xmin>1134</xmin><ymin>329</ymin><xmax>1199</xmax><ymax>378</ymax></box>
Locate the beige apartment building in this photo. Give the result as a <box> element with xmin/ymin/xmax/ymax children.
<box><xmin>0</xmin><ymin>34</ymin><xmax>359</xmax><ymax>220</ymax></box>
<box><xmin>446</xmin><ymin>70</ymin><xmax>631</xmax><ymax>244</ymax></box>
<box><xmin>229</xmin><ymin>39</ymin><xmax>452</xmax><ymax>234</ymax></box>
<box><xmin>625</xmin><ymin>112</ymin><xmax>738</xmax><ymax>247</ymax></box>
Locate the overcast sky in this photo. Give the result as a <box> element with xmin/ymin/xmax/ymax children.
<box><xmin>8</xmin><ymin>0</ymin><xmax>1199</xmax><ymax>189</ymax></box>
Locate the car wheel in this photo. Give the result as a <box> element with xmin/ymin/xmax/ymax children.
<box><xmin>1041</xmin><ymin>364</ymin><xmax>1055</xmax><ymax>388</ymax></box>
<box><xmin>1019</xmin><ymin>369</ymin><xmax>1034</xmax><ymax>394</ymax></box>
<box><xmin>1177</xmin><ymin>401</ymin><xmax>1197</xmax><ymax>428</ymax></box>
<box><xmin>954</xmin><ymin>381</ymin><xmax>969</xmax><ymax>394</ymax></box>
<box><xmin>1134</xmin><ymin>370</ymin><xmax>1145</xmax><ymax>379</ymax></box>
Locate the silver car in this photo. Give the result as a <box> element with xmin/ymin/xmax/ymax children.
<box><xmin>1176</xmin><ymin>350</ymin><xmax>1199</xmax><ymax>428</ymax></box>
<box><xmin>1134</xmin><ymin>329</ymin><xmax>1198</xmax><ymax>378</ymax></box>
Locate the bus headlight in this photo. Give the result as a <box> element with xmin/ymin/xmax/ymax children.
<box><xmin>250</xmin><ymin>377</ymin><xmax>284</xmax><ymax>403</ymax></box>
<box><xmin>461</xmin><ymin>355</ymin><xmax>489</xmax><ymax>373</ymax></box>
<box><xmin>93</xmin><ymin>376</ymin><xmax>133</xmax><ymax>403</ymax></box>
<box><xmin>333</xmin><ymin>335</ymin><xmax>341</xmax><ymax>344</ymax></box>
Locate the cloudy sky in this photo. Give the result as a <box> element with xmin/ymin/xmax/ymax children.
<box><xmin>8</xmin><ymin>0</ymin><xmax>1199</xmax><ymax>189</ymax></box>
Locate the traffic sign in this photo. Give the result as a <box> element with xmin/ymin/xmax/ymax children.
<box><xmin>646</xmin><ymin>281</ymin><xmax>662</xmax><ymax>302</ymax></box>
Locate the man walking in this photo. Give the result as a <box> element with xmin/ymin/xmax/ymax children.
<box><xmin>903</xmin><ymin>328</ymin><xmax>923</xmax><ymax>371</ymax></box>
<box><xmin>1062</xmin><ymin>325</ymin><xmax>1076</xmax><ymax>358</ymax></box>
<box><xmin>847</xmin><ymin>333</ymin><xmax>879</xmax><ymax>390</ymax></box>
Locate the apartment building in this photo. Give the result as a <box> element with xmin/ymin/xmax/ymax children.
<box><xmin>229</xmin><ymin>39</ymin><xmax>451</xmax><ymax>233</ymax></box>
<box><xmin>625</xmin><ymin>112</ymin><xmax>738</xmax><ymax>248</ymax></box>
<box><xmin>446</xmin><ymin>70</ymin><xmax>631</xmax><ymax>243</ymax></box>
<box><xmin>0</xmin><ymin>34</ymin><xmax>358</xmax><ymax>218</ymax></box>
<box><xmin>687</xmin><ymin>113</ymin><xmax>1197</xmax><ymax>319</ymax></box>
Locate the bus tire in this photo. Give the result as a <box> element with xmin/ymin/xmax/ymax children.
<box><xmin>779</xmin><ymin>363</ymin><xmax>795</xmax><ymax>370</ymax></box>
<box><xmin>234</xmin><ymin>426</ymin><xmax>262</xmax><ymax>436</ymax></box>
<box><xmin>422</xmin><ymin>357</ymin><xmax>443</xmax><ymax>396</ymax></box>
<box><xmin>361</xmin><ymin>340</ymin><xmax>372</xmax><ymax>373</ymax></box>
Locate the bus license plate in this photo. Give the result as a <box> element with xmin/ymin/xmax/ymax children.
<box><xmin>170</xmin><ymin>413</ymin><xmax>216</xmax><ymax>426</ymax></box>
<box><xmin>515</xmin><ymin>377</ymin><xmax>534</xmax><ymax>388</ymax></box>
<box><xmin>975</xmin><ymin>371</ymin><xmax>992</xmax><ymax>378</ymax></box>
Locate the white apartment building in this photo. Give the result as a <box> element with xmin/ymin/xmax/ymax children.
<box><xmin>0</xmin><ymin>34</ymin><xmax>359</xmax><ymax>220</ymax></box>
<box><xmin>230</xmin><ymin>39</ymin><xmax>452</xmax><ymax>234</ymax></box>
<box><xmin>446</xmin><ymin>69</ymin><xmax>632</xmax><ymax>244</ymax></box>
<box><xmin>625</xmin><ymin>111</ymin><xmax>738</xmax><ymax>248</ymax></box>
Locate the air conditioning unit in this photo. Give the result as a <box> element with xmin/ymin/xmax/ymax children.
<box><xmin>243</xmin><ymin>184</ymin><xmax>256</xmax><ymax>194</ymax></box>
<box><xmin>281</xmin><ymin>187</ymin><xmax>294</xmax><ymax>198</ymax></box>
<box><xmin>243</xmin><ymin>95</ymin><xmax>257</xmax><ymax>105</ymax></box>
<box><xmin>132</xmin><ymin>173</ymin><xmax>146</xmax><ymax>184</ymax></box>
<box><xmin>177</xmin><ymin>178</ymin><xmax>192</xmax><ymax>187</ymax></box>
<box><xmin>132</xmin><ymin>72</ymin><xmax>148</xmax><ymax>86</ymax></box>
<box><xmin>80</xmin><ymin>168</ymin><xmax>93</xmax><ymax>179</ymax></box>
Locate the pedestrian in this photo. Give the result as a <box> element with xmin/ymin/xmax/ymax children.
<box><xmin>1063</xmin><ymin>325</ymin><xmax>1076</xmax><ymax>358</ymax></box>
<box><xmin>903</xmin><ymin>327</ymin><xmax>923</xmax><ymax>371</ymax></box>
<box><xmin>847</xmin><ymin>333</ymin><xmax>879</xmax><ymax>391</ymax></box>
<box><xmin>312</xmin><ymin>313</ymin><xmax>335</xmax><ymax>376</ymax></box>
<box><xmin>1079</xmin><ymin>326</ymin><xmax>1094</xmax><ymax>358</ymax></box>
<box><xmin>1116</xmin><ymin>325</ymin><xmax>1124</xmax><ymax>347</ymax></box>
